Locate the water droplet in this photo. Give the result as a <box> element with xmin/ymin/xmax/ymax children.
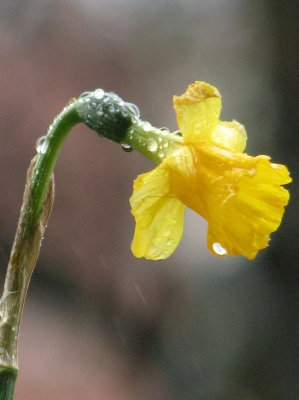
<box><xmin>106</xmin><ymin>102</ymin><xmax>115</xmax><ymax>113</ymax></box>
<box><xmin>248</xmin><ymin>168</ymin><xmax>257</xmax><ymax>176</ymax></box>
<box><xmin>87</xmin><ymin>103</ymin><xmax>97</xmax><ymax>112</ymax></box>
<box><xmin>173</xmin><ymin>130</ymin><xmax>182</xmax><ymax>136</ymax></box>
<box><xmin>142</xmin><ymin>122</ymin><xmax>152</xmax><ymax>132</ymax></box>
<box><xmin>149</xmin><ymin>245</ymin><xmax>161</xmax><ymax>259</ymax></box>
<box><xmin>126</xmin><ymin>103</ymin><xmax>140</xmax><ymax>118</ymax></box>
<box><xmin>35</xmin><ymin>136</ymin><xmax>48</xmax><ymax>154</ymax></box>
<box><xmin>93</xmin><ymin>89</ymin><xmax>105</xmax><ymax>99</ymax></box>
<box><xmin>162</xmin><ymin>140</ymin><xmax>169</xmax><ymax>148</ymax></box>
<box><xmin>212</xmin><ymin>243</ymin><xmax>227</xmax><ymax>256</ymax></box>
<box><xmin>79</xmin><ymin>91</ymin><xmax>91</xmax><ymax>99</ymax></box>
<box><xmin>121</xmin><ymin>143</ymin><xmax>134</xmax><ymax>152</ymax></box>
<box><xmin>96</xmin><ymin>106</ymin><xmax>104</xmax><ymax>116</ymax></box>
<box><xmin>146</xmin><ymin>138</ymin><xmax>158</xmax><ymax>152</ymax></box>
<box><xmin>271</xmin><ymin>164</ymin><xmax>282</xmax><ymax>170</ymax></box>
<box><xmin>158</xmin><ymin>151</ymin><xmax>164</xmax><ymax>158</ymax></box>
<box><xmin>160</xmin><ymin>127</ymin><xmax>170</xmax><ymax>136</ymax></box>
<box><xmin>116</xmin><ymin>99</ymin><xmax>124</xmax><ymax>106</ymax></box>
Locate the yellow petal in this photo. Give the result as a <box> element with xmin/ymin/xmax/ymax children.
<box><xmin>164</xmin><ymin>146</ymin><xmax>207</xmax><ymax>218</ymax></box>
<box><xmin>166</xmin><ymin>143</ymin><xmax>291</xmax><ymax>259</ymax></box>
<box><xmin>173</xmin><ymin>81</ymin><xmax>221</xmax><ymax>143</ymax></box>
<box><xmin>212</xmin><ymin>120</ymin><xmax>247</xmax><ymax>152</ymax></box>
<box><xmin>129</xmin><ymin>167</ymin><xmax>185</xmax><ymax>260</ymax></box>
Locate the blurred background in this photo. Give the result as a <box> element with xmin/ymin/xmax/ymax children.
<box><xmin>0</xmin><ymin>0</ymin><xmax>298</xmax><ymax>399</ymax></box>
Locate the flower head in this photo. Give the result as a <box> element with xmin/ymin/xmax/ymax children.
<box><xmin>129</xmin><ymin>81</ymin><xmax>291</xmax><ymax>260</ymax></box>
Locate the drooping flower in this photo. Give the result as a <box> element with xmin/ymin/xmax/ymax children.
<box><xmin>129</xmin><ymin>81</ymin><xmax>291</xmax><ymax>260</ymax></box>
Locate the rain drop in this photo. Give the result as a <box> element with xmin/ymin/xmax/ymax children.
<box><xmin>88</xmin><ymin>101</ymin><xmax>97</xmax><ymax>111</ymax></box>
<box><xmin>149</xmin><ymin>244</ymin><xmax>161</xmax><ymax>259</ymax></box>
<box><xmin>116</xmin><ymin>99</ymin><xmax>124</xmax><ymax>107</ymax></box>
<box><xmin>146</xmin><ymin>138</ymin><xmax>158</xmax><ymax>152</ymax></box>
<box><xmin>79</xmin><ymin>91</ymin><xmax>91</xmax><ymax>99</ymax></box>
<box><xmin>142</xmin><ymin>122</ymin><xmax>152</xmax><ymax>132</ymax></box>
<box><xmin>160</xmin><ymin>127</ymin><xmax>170</xmax><ymax>136</ymax></box>
<box><xmin>173</xmin><ymin>130</ymin><xmax>182</xmax><ymax>136</ymax></box>
<box><xmin>93</xmin><ymin>89</ymin><xmax>105</xmax><ymax>100</ymax></box>
<box><xmin>212</xmin><ymin>243</ymin><xmax>227</xmax><ymax>256</ymax></box>
<box><xmin>121</xmin><ymin>143</ymin><xmax>134</xmax><ymax>152</ymax></box>
<box><xmin>96</xmin><ymin>106</ymin><xmax>104</xmax><ymax>116</ymax></box>
<box><xmin>35</xmin><ymin>136</ymin><xmax>48</xmax><ymax>154</ymax></box>
<box><xmin>126</xmin><ymin>103</ymin><xmax>140</xmax><ymax>118</ymax></box>
<box><xmin>248</xmin><ymin>168</ymin><xmax>257</xmax><ymax>176</ymax></box>
<box><xmin>106</xmin><ymin>102</ymin><xmax>115</xmax><ymax>113</ymax></box>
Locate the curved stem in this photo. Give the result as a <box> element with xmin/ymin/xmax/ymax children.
<box><xmin>0</xmin><ymin>101</ymin><xmax>80</xmax><ymax>399</ymax></box>
<box><xmin>30</xmin><ymin>103</ymin><xmax>81</xmax><ymax>225</ymax></box>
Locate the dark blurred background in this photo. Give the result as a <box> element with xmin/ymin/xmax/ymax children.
<box><xmin>0</xmin><ymin>0</ymin><xmax>298</xmax><ymax>399</ymax></box>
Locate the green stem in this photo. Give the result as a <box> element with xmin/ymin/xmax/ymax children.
<box><xmin>0</xmin><ymin>368</ymin><xmax>17</xmax><ymax>400</ymax></box>
<box><xmin>30</xmin><ymin>103</ymin><xmax>81</xmax><ymax>225</ymax></box>
<box><xmin>0</xmin><ymin>102</ymin><xmax>80</xmax><ymax>398</ymax></box>
<box><xmin>122</xmin><ymin>122</ymin><xmax>182</xmax><ymax>165</ymax></box>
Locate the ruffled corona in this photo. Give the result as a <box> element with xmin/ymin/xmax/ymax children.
<box><xmin>130</xmin><ymin>81</ymin><xmax>291</xmax><ymax>260</ymax></box>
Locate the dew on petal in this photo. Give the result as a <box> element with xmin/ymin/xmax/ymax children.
<box><xmin>167</xmin><ymin>239</ymin><xmax>175</xmax><ymax>246</ymax></box>
<box><xmin>148</xmin><ymin>245</ymin><xmax>161</xmax><ymax>259</ymax></box>
<box><xmin>212</xmin><ymin>242</ymin><xmax>227</xmax><ymax>256</ymax></box>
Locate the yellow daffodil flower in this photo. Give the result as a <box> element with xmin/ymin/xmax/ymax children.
<box><xmin>129</xmin><ymin>81</ymin><xmax>291</xmax><ymax>260</ymax></box>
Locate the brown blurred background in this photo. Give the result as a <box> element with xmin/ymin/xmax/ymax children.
<box><xmin>0</xmin><ymin>0</ymin><xmax>298</xmax><ymax>399</ymax></box>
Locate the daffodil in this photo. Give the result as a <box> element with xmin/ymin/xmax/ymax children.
<box><xmin>129</xmin><ymin>81</ymin><xmax>291</xmax><ymax>260</ymax></box>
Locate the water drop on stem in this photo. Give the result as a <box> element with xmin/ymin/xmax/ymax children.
<box><xmin>35</xmin><ymin>136</ymin><xmax>48</xmax><ymax>154</ymax></box>
<box><xmin>121</xmin><ymin>143</ymin><xmax>134</xmax><ymax>152</ymax></box>
<box><xmin>146</xmin><ymin>138</ymin><xmax>158</xmax><ymax>152</ymax></box>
